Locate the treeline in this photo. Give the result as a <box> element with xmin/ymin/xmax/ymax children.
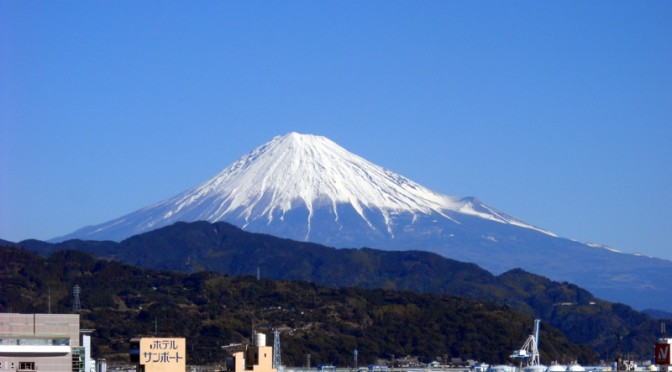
<box><xmin>16</xmin><ymin>221</ymin><xmax>664</xmax><ymax>360</ymax></box>
<box><xmin>1</xmin><ymin>246</ymin><xmax>597</xmax><ymax>366</ymax></box>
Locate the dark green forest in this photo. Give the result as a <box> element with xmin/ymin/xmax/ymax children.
<box><xmin>1</xmin><ymin>246</ymin><xmax>598</xmax><ymax>366</ymax></box>
<box><xmin>15</xmin><ymin>221</ymin><xmax>664</xmax><ymax>362</ymax></box>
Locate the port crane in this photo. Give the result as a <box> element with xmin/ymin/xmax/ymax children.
<box><xmin>510</xmin><ymin>319</ymin><xmax>541</xmax><ymax>367</ymax></box>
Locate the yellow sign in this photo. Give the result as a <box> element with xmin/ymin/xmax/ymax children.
<box><xmin>139</xmin><ymin>338</ymin><xmax>186</xmax><ymax>372</ymax></box>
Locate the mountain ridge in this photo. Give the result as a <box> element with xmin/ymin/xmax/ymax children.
<box><xmin>1</xmin><ymin>244</ymin><xmax>601</xmax><ymax>365</ymax></box>
<box><xmin>15</xmin><ymin>220</ymin><xmax>663</xmax><ymax>360</ymax></box>
<box><xmin>48</xmin><ymin>132</ymin><xmax>672</xmax><ymax>311</ymax></box>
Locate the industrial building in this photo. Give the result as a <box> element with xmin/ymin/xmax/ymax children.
<box><xmin>223</xmin><ymin>333</ymin><xmax>277</xmax><ymax>372</ymax></box>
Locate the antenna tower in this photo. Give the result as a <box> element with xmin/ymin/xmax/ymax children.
<box><xmin>662</xmin><ymin>322</ymin><xmax>667</xmax><ymax>339</ymax></box>
<box><xmin>273</xmin><ymin>328</ymin><xmax>282</xmax><ymax>369</ymax></box>
<box><xmin>72</xmin><ymin>285</ymin><xmax>81</xmax><ymax>313</ymax></box>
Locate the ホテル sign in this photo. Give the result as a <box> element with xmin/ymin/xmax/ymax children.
<box><xmin>139</xmin><ymin>338</ymin><xmax>186</xmax><ymax>372</ymax></box>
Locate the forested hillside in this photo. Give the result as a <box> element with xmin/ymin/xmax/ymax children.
<box><xmin>16</xmin><ymin>221</ymin><xmax>664</xmax><ymax>360</ymax></box>
<box><xmin>1</xmin><ymin>246</ymin><xmax>597</xmax><ymax>366</ymax></box>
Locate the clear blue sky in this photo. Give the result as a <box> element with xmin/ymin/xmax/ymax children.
<box><xmin>1</xmin><ymin>2</ymin><xmax>670</xmax><ymax>260</ymax></box>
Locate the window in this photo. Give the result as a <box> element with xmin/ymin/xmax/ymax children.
<box><xmin>19</xmin><ymin>361</ymin><xmax>36</xmax><ymax>371</ymax></box>
<box><xmin>0</xmin><ymin>337</ymin><xmax>69</xmax><ymax>346</ymax></box>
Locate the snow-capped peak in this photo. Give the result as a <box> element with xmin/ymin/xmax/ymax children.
<box><xmin>166</xmin><ymin>132</ymin><xmax>460</xmax><ymax>228</ymax></box>
<box><xmin>162</xmin><ymin>132</ymin><xmax>549</xmax><ymax>235</ymax></box>
<box><xmin>57</xmin><ymin>132</ymin><xmax>555</xmax><ymax>242</ymax></box>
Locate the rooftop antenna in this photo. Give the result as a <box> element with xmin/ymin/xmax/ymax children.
<box><xmin>662</xmin><ymin>323</ymin><xmax>667</xmax><ymax>339</ymax></box>
<box><xmin>72</xmin><ymin>285</ymin><xmax>81</xmax><ymax>313</ymax></box>
<box><xmin>48</xmin><ymin>287</ymin><xmax>51</xmax><ymax>314</ymax></box>
<box><xmin>250</xmin><ymin>319</ymin><xmax>256</xmax><ymax>345</ymax></box>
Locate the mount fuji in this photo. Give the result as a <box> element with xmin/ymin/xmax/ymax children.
<box><xmin>54</xmin><ymin>132</ymin><xmax>672</xmax><ymax>310</ymax></box>
<box><xmin>56</xmin><ymin>132</ymin><xmax>552</xmax><ymax>243</ymax></box>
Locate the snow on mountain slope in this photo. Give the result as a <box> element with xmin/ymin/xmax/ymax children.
<box><xmin>55</xmin><ymin>132</ymin><xmax>553</xmax><ymax>242</ymax></box>
<box><xmin>51</xmin><ymin>132</ymin><xmax>672</xmax><ymax>311</ymax></box>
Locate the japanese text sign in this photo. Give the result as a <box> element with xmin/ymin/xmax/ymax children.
<box><xmin>140</xmin><ymin>338</ymin><xmax>186</xmax><ymax>372</ymax></box>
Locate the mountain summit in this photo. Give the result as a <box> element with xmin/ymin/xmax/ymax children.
<box><xmin>56</xmin><ymin>132</ymin><xmax>550</xmax><ymax>243</ymax></box>
<box><xmin>53</xmin><ymin>132</ymin><xmax>672</xmax><ymax>311</ymax></box>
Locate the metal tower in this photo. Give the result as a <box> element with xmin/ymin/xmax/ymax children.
<box><xmin>272</xmin><ymin>328</ymin><xmax>282</xmax><ymax>369</ymax></box>
<box><xmin>72</xmin><ymin>285</ymin><xmax>81</xmax><ymax>313</ymax></box>
<box><xmin>510</xmin><ymin>319</ymin><xmax>541</xmax><ymax>366</ymax></box>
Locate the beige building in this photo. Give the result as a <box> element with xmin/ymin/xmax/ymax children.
<box><xmin>228</xmin><ymin>334</ymin><xmax>276</xmax><ymax>372</ymax></box>
<box><xmin>0</xmin><ymin>313</ymin><xmax>82</xmax><ymax>372</ymax></box>
<box><xmin>130</xmin><ymin>337</ymin><xmax>186</xmax><ymax>372</ymax></box>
